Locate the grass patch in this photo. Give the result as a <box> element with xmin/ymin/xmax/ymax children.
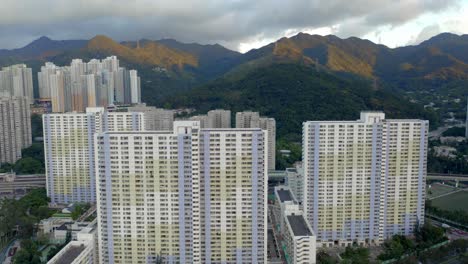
<box><xmin>51</xmin><ymin>213</ymin><xmax>71</xmax><ymax>218</ymax></box>
<box><xmin>431</xmin><ymin>191</ymin><xmax>468</xmax><ymax>213</ymax></box>
<box><xmin>427</xmin><ymin>183</ymin><xmax>457</xmax><ymax>199</ymax></box>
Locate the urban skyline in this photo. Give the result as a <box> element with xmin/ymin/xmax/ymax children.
<box><xmin>38</xmin><ymin>56</ymin><xmax>141</xmax><ymax>113</ymax></box>
<box><xmin>0</xmin><ymin>31</ymin><xmax>459</xmax><ymax>262</ymax></box>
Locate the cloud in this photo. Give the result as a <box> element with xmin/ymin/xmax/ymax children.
<box><xmin>0</xmin><ymin>0</ymin><xmax>462</xmax><ymax>51</ymax></box>
<box><xmin>408</xmin><ymin>24</ymin><xmax>442</xmax><ymax>45</ymax></box>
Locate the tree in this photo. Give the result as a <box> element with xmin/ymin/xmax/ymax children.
<box><xmin>317</xmin><ymin>251</ymin><xmax>338</xmax><ymax>264</ymax></box>
<box><xmin>71</xmin><ymin>203</ymin><xmax>91</xmax><ymax>220</ymax></box>
<box><xmin>13</xmin><ymin>239</ymin><xmax>41</xmax><ymax>264</ymax></box>
<box><xmin>30</xmin><ymin>114</ymin><xmax>43</xmax><ymax>139</ymax></box>
<box><xmin>13</xmin><ymin>157</ymin><xmax>44</xmax><ymax>174</ymax></box>
<box><xmin>341</xmin><ymin>247</ymin><xmax>370</xmax><ymax>264</ymax></box>
<box><xmin>378</xmin><ymin>235</ymin><xmax>415</xmax><ymax>261</ymax></box>
<box><xmin>21</xmin><ymin>143</ymin><xmax>44</xmax><ymax>162</ymax></box>
<box><xmin>0</xmin><ymin>163</ymin><xmax>13</xmax><ymax>173</ymax></box>
<box><xmin>416</xmin><ymin>223</ymin><xmax>445</xmax><ymax>246</ymax></box>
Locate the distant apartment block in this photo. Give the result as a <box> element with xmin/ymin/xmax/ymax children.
<box><xmin>286</xmin><ymin>162</ymin><xmax>304</xmax><ymax>205</ymax></box>
<box><xmin>303</xmin><ymin>111</ymin><xmax>428</xmax><ymax>247</ymax></box>
<box><xmin>0</xmin><ymin>96</ymin><xmax>32</xmax><ymax>164</ymax></box>
<box><xmin>38</xmin><ymin>56</ymin><xmax>141</xmax><ymax>112</ymax></box>
<box><xmin>128</xmin><ymin>104</ymin><xmax>174</xmax><ymax>130</ymax></box>
<box><xmin>95</xmin><ymin>121</ymin><xmax>267</xmax><ymax>263</ymax></box>
<box><xmin>236</xmin><ymin>111</ymin><xmax>260</xmax><ymax>128</ymax></box>
<box><xmin>236</xmin><ymin>111</ymin><xmax>276</xmax><ymax>170</ymax></box>
<box><xmin>207</xmin><ymin>109</ymin><xmax>231</xmax><ymax>128</ymax></box>
<box><xmin>189</xmin><ymin>114</ymin><xmax>209</xmax><ymax>128</ymax></box>
<box><xmin>0</xmin><ymin>64</ymin><xmax>33</xmax><ymax>103</ymax></box>
<box><xmin>43</xmin><ymin>107</ymin><xmax>144</xmax><ymax>204</ymax></box>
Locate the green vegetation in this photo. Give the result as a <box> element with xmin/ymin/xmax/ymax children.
<box><xmin>316</xmin><ymin>251</ymin><xmax>338</xmax><ymax>264</ymax></box>
<box><xmin>169</xmin><ymin>63</ymin><xmax>437</xmax><ymax>142</ymax></box>
<box><xmin>426</xmin><ymin>199</ymin><xmax>468</xmax><ymax>226</ymax></box>
<box><xmin>0</xmin><ymin>189</ymin><xmax>57</xmax><ymax>264</ymax></box>
<box><xmin>71</xmin><ymin>203</ymin><xmax>91</xmax><ymax>220</ymax></box>
<box><xmin>431</xmin><ymin>191</ymin><xmax>468</xmax><ymax>213</ymax></box>
<box><xmin>340</xmin><ymin>247</ymin><xmax>370</xmax><ymax>264</ymax></box>
<box><xmin>441</xmin><ymin>126</ymin><xmax>465</xmax><ymax>137</ymax></box>
<box><xmin>276</xmin><ymin>140</ymin><xmax>301</xmax><ymax>170</ymax></box>
<box><xmin>418</xmin><ymin>239</ymin><xmax>468</xmax><ymax>264</ymax></box>
<box><xmin>378</xmin><ymin>224</ymin><xmax>447</xmax><ymax>262</ymax></box>
<box><xmin>426</xmin><ymin>183</ymin><xmax>457</xmax><ymax>199</ymax></box>
<box><xmin>428</xmin><ymin>139</ymin><xmax>468</xmax><ymax>174</ymax></box>
<box><xmin>31</xmin><ymin>114</ymin><xmax>43</xmax><ymax>139</ymax></box>
<box><xmin>13</xmin><ymin>239</ymin><xmax>42</xmax><ymax>264</ymax></box>
<box><xmin>0</xmin><ymin>188</ymin><xmax>54</xmax><ymax>239</ymax></box>
<box><xmin>0</xmin><ymin>143</ymin><xmax>45</xmax><ymax>174</ymax></box>
<box><xmin>378</xmin><ymin>235</ymin><xmax>416</xmax><ymax>261</ymax></box>
<box><xmin>46</xmin><ymin>231</ymin><xmax>71</xmax><ymax>261</ymax></box>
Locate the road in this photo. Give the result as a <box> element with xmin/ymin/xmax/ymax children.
<box><xmin>268</xmin><ymin>204</ymin><xmax>285</xmax><ymax>264</ymax></box>
<box><xmin>76</xmin><ymin>204</ymin><xmax>96</xmax><ymax>222</ymax></box>
<box><xmin>0</xmin><ymin>239</ymin><xmax>19</xmax><ymax>264</ymax></box>
<box><xmin>427</xmin><ymin>173</ymin><xmax>468</xmax><ymax>182</ymax></box>
<box><xmin>429</xmin><ymin>124</ymin><xmax>465</xmax><ymax>139</ymax></box>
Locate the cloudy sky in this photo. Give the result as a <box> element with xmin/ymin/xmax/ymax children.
<box><xmin>1</xmin><ymin>0</ymin><xmax>468</xmax><ymax>53</ymax></box>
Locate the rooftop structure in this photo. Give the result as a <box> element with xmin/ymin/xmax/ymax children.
<box><xmin>277</xmin><ymin>189</ymin><xmax>295</xmax><ymax>203</ymax></box>
<box><xmin>287</xmin><ymin>215</ymin><xmax>313</xmax><ymax>237</ymax></box>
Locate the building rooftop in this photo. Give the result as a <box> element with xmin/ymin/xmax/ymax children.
<box><xmin>287</xmin><ymin>214</ymin><xmax>313</xmax><ymax>237</ymax></box>
<box><xmin>52</xmin><ymin>244</ymin><xmax>85</xmax><ymax>264</ymax></box>
<box><xmin>277</xmin><ymin>189</ymin><xmax>294</xmax><ymax>203</ymax></box>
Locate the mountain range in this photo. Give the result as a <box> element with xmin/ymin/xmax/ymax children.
<box><xmin>2</xmin><ymin>32</ymin><xmax>467</xmax><ymax>139</ymax></box>
<box><xmin>3</xmin><ymin>33</ymin><xmax>468</xmax><ymax>80</ymax></box>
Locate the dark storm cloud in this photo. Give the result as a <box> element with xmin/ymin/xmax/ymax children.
<box><xmin>0</xmin><ymin>0</ymin><xmax>460</xmax><ymax>51</ymax></box>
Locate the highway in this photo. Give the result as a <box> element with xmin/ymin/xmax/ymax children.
<box><xmin>427</xmin><ymin>173</ymin><xmax>468</xmax><ymax>182</ymax></box>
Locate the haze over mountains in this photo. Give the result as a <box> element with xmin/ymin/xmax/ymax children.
<box><xmin>2</xmin><ymin>32</ymin><xmax>467</xmax><ymax>138</ymax></box>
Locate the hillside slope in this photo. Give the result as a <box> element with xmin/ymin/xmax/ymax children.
<box><xmin>169</xmin><ymin>63</ymin><xmax>437</xmax><ymax>140</ymax></box>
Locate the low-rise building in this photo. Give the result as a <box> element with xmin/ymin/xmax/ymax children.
<box><xmin>274</xmin><ymin>186</ymin><xmax>300</xmax><ymax>230</ymax></box>
<box><xmin>283</xmin><ymin>212</ymin><xmax>316</xmax><ymax>264</ymax></box>
<box><xmin>274</xmin><ymin>186</ymin><xmax>316</xmax><ymax>264</ymax></box>
<box><xmin>47</xmin><ymin>220</ymin><xmax>97</xmax><ymax>264</ymax></box>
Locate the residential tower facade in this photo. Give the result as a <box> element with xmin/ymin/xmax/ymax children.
<box><xmin>303</xmin><ymin>111</ymin><xmax>428</xmax><ymax>247</ymax></box>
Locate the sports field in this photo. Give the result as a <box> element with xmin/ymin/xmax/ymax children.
<box><xmin>431</xmin><ymin>190</ymin><xmax>468</xmax><ymax>213</ymax></box>
<box><xmin>427</xmin><ymin>183</ymin><xmax>457</xmax><ymax>199</ymax></box>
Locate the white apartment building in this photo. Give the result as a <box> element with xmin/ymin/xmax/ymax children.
<box><xmin>38</xmin><ymin>62</ymin><xmax>59</xmax><ymax>99</ymax></box>
<box><xmin>0</xmin><ymin>96</ymin><xmax>32</xmax><ymax>164</ymax></box>
<box><xmin>128</xmin><ymin>104</ymin><xmax>174</xmax><ymax>131</ymax></box>
<box><xmin>259</xmin><ymin>117</ymin><xmax>276</xmax><ymax>170</ymax></box>
<box><xmin>286</xmin><ymin>162</ymin><xmax>304</xmax><ymax>205</ymax></box>
<box><xmin>38</xmin><ymin>56</ymin><xmax>141</xmax><ymax>112</ymax></box>
<box><xmin>0</xmin><ymin>64</ymin><xmax>33</xmax><ymax>103</ymax></box>
<box><xmin>189</xmin><ymin>115</ymin><xmax>208</xmax><ymax>128</ymax></box>
<box><xmin>95</xmin><ymin>121</ymin><xmax>268</xmax><ymax>263</ymax></box>
<box><xmin>235</xmin><ymin>111</ymin><xmax>260</xmax><ymax>128</ymax></box>
<box><xmin>236</xmin><ymin>111</ymin><xmax>276</xmax><ymax>170</ymax></box>
<box><xmin>43</xmin><ymin>107</ymin><xmax>144</xmax><ymax>204</ymax></box>
<box><xmin>129</xmin><ymin>69</ymin><xmax>141</xmax><ymax>104</ymax></box>
<box><xmin>303</xmin><ymin>111</ymin><xmax>428</xmax><ymax>247</ymax></box>
<box><xmin>207</xmin><ymin>109</ymin><xmax>231</xmax><ymax>128</ymax></box>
